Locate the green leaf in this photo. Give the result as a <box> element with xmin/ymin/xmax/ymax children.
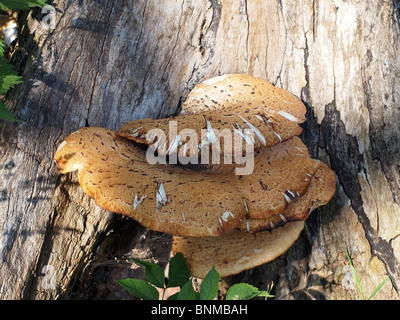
<box><xmin>131</xmin><ymin>258</ymin><xmax>165</xmax><ymax>289</ymax></box>
<box><xmin>199</xmin><ymin>266</ymin><xmax>220</xmax><ymax>300</ymax></box>
<box><xmin>168</xmin><ymin>280</ymin><xmax>197</xmax><ymax>300</ymax></box>
<box><xmin>117</xmin><ymin>278</ymin><xmax>159</xmax><ymax>300</ymax></box>
<box><xmin>226</xmin><ymin>283</ymin><xmax>262</xmax><ymax>300</ymax></box>
<box><xmin>0</xmin><ymin>0</ymin><xmax>47</xmax><ymax>10</ymax></box>
<box><xmin>0</xmin><ymin>60</ymin><xmax>22</xmax><ymax>93</ymax></box>
<box><xmin>0</xmin><ymin>100</ymin><xmax>20</xmax><ymax>122</ymax></box>
<box><xmin>167</xmin><ymin>252</ymin><xmax>191</xmax><ymax>288</ymax></box>
<box><xmin>177</xmin><ymin>280</ymin><xmax>196</xmax><ymax>300</ymax></box>
<box><xmin>0</xmin><ymin>38</ymin><xmax>22</xmax><ymax>122</ymax></box>
<box><xmin>0</xmin><ymin>39</ymin><xmax>4</xmax><ymax>56</ymax></box>
<box><xmin>0</xmin><ymin>74</ymin><xmax>22</xmax><ymax>94</ymax></box>
<box><xmin>226</xmin><ymin>283</ymin><xmax>274</xmax><ymax>300</ymax></box>
<box><xmin>368</xmin><ymin>276</ymin><xmax>390</xmax><ymax>300</ymax></box>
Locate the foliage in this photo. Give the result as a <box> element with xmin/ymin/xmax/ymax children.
<box><xmin>225</xmin><ymin>282</ymin><xmax>274</xmax><ymax>300</ymax></box>
<box><xmin>0</xmin><ymin>0</ymin><xmax>47</xmax><ymax>10</ymax></box>
<box><xmin>346</xmin><ymin>249</ymin><xmax>390</xmax><ymax>300</ymax></box>
<box><xmin>117</xmin><ymin>252</ymin><xmax>274</xmax><ymax>300</ymax></box>
<box><xmin>0</xmin><ymin>39</ymin><xmax>21</xmax><ymax>121</ymax></box>
<box><xmin>0</xmin><ymin>0</ymin><xmax>48</xmax><ymax>122</ymax></box>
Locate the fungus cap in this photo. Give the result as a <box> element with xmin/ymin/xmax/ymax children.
<box><xmin>54</xmin><ymin>128</ymin><xmax>335</xmax><ymax>237</ymax></box>
<box><xmin>54</xmin><ymin>127</ymin><xmax>246</xmax><ymax>237</ymax></box>
<box><xmin>236</xmin><ymin>154</ymin><xmax>337</xmax><ymax>232</ymax></box>
<box><xmin>182</xmin><ymin>74</ymin><xmax>306</xmax><ymax>122</ymax></box>
<box><xmin>172</xmin><ymin>221</ymin><xmax>305</xmax><ymax>278</ymax></box>
<box><xmin>118</xmin><ymin>74</ymin><xmax>306</xmax><ymax>156</ymax></box>
<box><xmin>54</xmin><ymin>74</ymin><xmax>336</xmax><ymax>241</ymax></box>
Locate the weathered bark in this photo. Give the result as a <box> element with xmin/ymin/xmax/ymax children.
<box><xmin>1</xmin><ymin>0</ymin><xmax>399</xmax><ymax>300</ymax></box>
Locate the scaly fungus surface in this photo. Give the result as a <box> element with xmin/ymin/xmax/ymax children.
<box><xmin>54</xmin><ymin>74</ymin><xmax>336</xmax><ymax>277</ymax></box>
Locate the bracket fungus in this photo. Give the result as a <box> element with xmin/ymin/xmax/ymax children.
<box><xmin>118</xmin><ymin>74</ymin><xmax>305</xmax><ymax>156</ymax></box>
<box><xmin>54</xmin><ymin>74</ymin><xmax>336</xmax><ymax>278</ymax></box>
<box><xmin>172</xmin><ymin>221</ymin><xmax>305</xmax><ymax>279</ymax></box>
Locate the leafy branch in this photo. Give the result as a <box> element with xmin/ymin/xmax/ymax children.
<box><xmin>0</xmin><ymin>0</ymin><xmax>48</xmax><ymax>122</ymax></box>
<box><xmin>0</xmin><ymin>0</ymin><xmax>47</xmax><ymax>11</ymax></box>
<box><xmin>117</xmin><ymin>252</ymin><xmax>274</xmax><ymax>301</ymax></box>
<box><xmin>0</xmin><ymin>38</ymin><xmax>21</xmax><ymax>121</ymax></box>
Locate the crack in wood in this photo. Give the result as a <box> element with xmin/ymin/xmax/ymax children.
<box><xmin>321</xmin><ymin>103</ymin><xmax>400</xmax><ymax>293</ymax></box>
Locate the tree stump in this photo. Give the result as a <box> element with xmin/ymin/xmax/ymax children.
<box><xmin>1</xmin><ymin>0</ymin><xmax>399</xmax><ymax>300</ymax></box>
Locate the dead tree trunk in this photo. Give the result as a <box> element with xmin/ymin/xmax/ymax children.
<box><xmin>1</xmin><ymin>0</ymin><xmax>399</xmax><ymax>300</ymax></box>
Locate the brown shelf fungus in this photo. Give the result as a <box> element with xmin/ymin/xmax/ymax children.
<box><xmin>54</xmin><ymin>74</ymin><xmax>336</xmax><ymax>278</ymax></box>
<box><xmin>54</xmin><ymin>127</ymin><xmax>247</xmax><ymax>237</ymax></box>
<box><xmin>172</xmin><ymin>221</ymin><xmax>305</xmax><ymax>279</ymax></box>
<box><xmin>118</xmin><ymin>74</ymin><xmax>306</xmax><ymax>157</ymax></box>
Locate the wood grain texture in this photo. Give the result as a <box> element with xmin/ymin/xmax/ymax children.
<box><xmin>1</xmin><ymin>0</ymin><xmax>399</xmax><ymax>299</ymax></box>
